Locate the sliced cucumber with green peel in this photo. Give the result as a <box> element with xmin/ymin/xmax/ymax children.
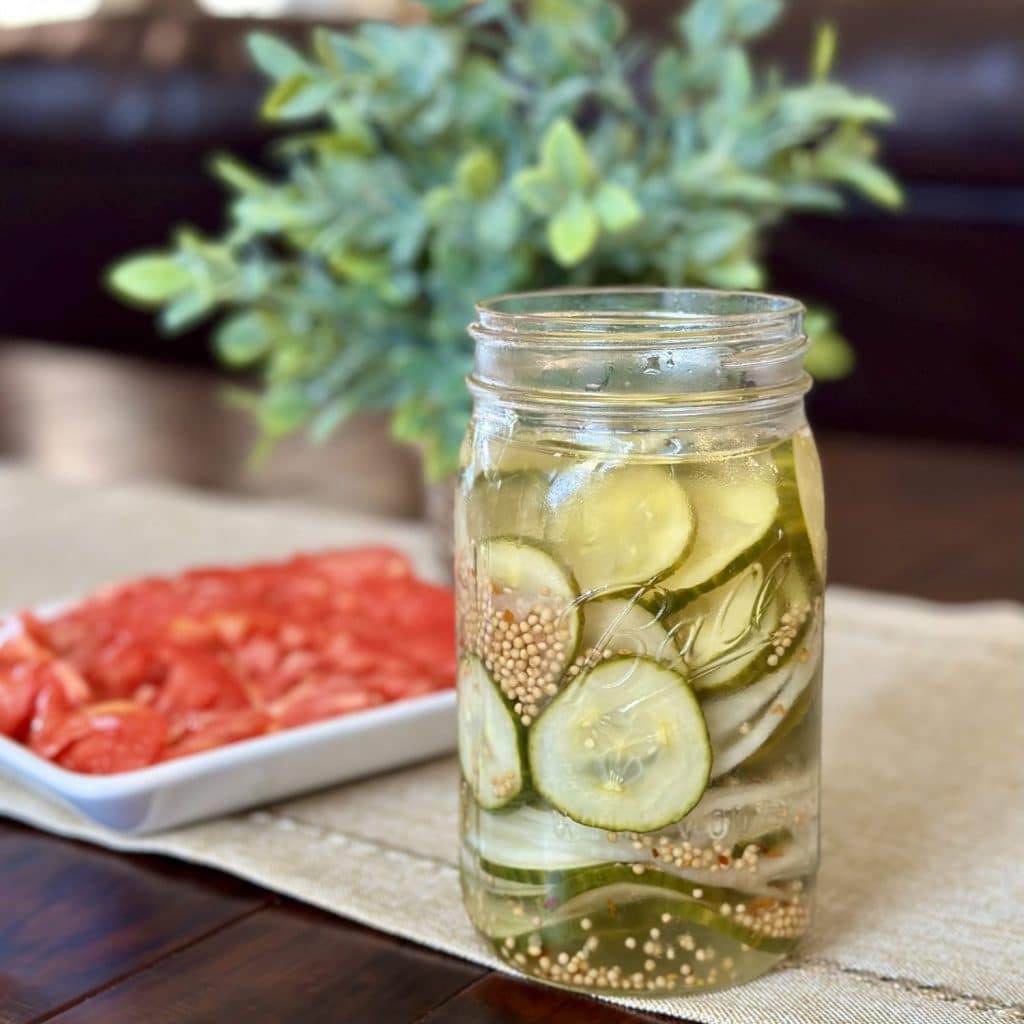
<box><xmin>472</xmin><ymin>804</ymin><xmax>629</xmax><ymax>878</ymax></box>
<box><xmin>683</xmin><ymin>772</ymin><xmax>815</xmax><ymax>847</ymax></box>
<box><xmin>458</xmin><ymin>657</ymin><xmax>525</xmax><ymax>809</ymax></box>
<box><xmin>700</xmin><ymin>654</ymin><xmax>796</xmax><ymax>742</ymax></box>
<box><xmin>662</xmin><ymin>471</ymin><xmax>780</xmax><ymax>598</ymax></box>
<box><xmin>545</xmin><ymin>464</ymin><xmax>695</xmax><ymax>592</ymax></box>
<box><xmin>465</xmin><ymin>472</ymin><xmax>548</xmax><ymax>543</ymax></box>
<box><xmin>468</xmin><ymin>777</ymin><xmax>813</xmax><ymax>886</ymax></box>
<box><xmin>711</xmin><ymin>617</ymin><xmax>822</xmax><ymax>778</ymax></box>
<box><xmin>489</xmin><ymin>878</ymin><xmax>799</xmax><ymax>954</ymax></box>
<box><xmin>742</xmin><ymin>678</ymin><xmax>819</xmax><ymax>772</ymax></box>
<box><xmin>670</xmin><ymin>552</ymin><xmax>813</xmax><ymax>695</ymax></box>
<box><xmin>528</xmin><ymin>656</ymin><xmax>711</xmax><ymax>832</ymax></box>
<box><xmin>774</xmin><ymin>431</ymin><xmax>827</xmax><ymax>582</ymax></box>
<box><xmin>580</xmin><ymin>595</ymin><xmax>680</xmax><ymax>663</ymax></box>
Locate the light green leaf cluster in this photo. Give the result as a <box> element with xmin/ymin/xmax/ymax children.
<box><xmin>108</xmin><ymin>2</ymin><xmax>899</xmax><ymax>479</ymax></box>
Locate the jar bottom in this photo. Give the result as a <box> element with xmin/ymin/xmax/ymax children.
<box><xmin>462</xmin><ymin>863</ymin><xmax>808</xmax><ymax>998</ymax></box>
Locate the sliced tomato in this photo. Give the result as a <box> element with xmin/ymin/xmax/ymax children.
<box><xmin>81</xmin><ymin>637</ymin><xmax>159</xmax><ymax>698</ymax></box>
<box><xmin>234</xmin><ymin>635</ymin><xmax>281</xmax><ymax>682</ymax></box>
<box><xmin>270</xmin><ymin>678</ymin><xmax>382</xmax><ymax>729</ymax></box>
<box><xmin>152</xmin><ymin>648</ymin><xmax>251</xmax><ymax>719</ymax></box>
<box><xmin>363</xmin><ymin>669</ymin><xmax>439</xmax><ymax>702</ymax></box>
<box><xmin>2</xmin><ymin>545</ymin><xmax>455</xmax><ymax>772</ymax></box>
<box><xmin>27</xmin><ymin>661</ymin><xmax>92</xmax><ymax>757</ymax></box>
<box><xmin>0</xmin><ymin>662</ymin><xmax>44</xmax><ymax>740</ymax></box>
<box><xmin>162</xmin><ymin>709</ymin><xmax>270</xmax><ymax>760</ymax></box>
<box><xmin>295</xmin><ymin>547</ymin><xmax>414</xmax><ymax>587</ymax></box>
<box><xmin>51</xmin><ymin>702</ymin><xmax>167</xmax><ymax>774</ymax></box>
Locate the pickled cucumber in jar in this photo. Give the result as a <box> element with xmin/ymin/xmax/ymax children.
<box><xmin>458</xmin><ymin>286</ymin><xmax>823</xmax><ymax>998</ymax></box>
<box><xmin>456</xmin><ymin>427</ymin><xmax>824</xmax><ymax>996</ymax></box>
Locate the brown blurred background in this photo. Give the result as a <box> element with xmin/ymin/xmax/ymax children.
<box><xmin>0</xmin><ymin>0</ymin><xmax>1022</xmax><ymax>519</ymax></box>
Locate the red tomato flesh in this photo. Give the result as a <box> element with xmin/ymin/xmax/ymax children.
<box><xmin>0</xmin><ymin>548</ymin><xmax>454</xmax><ymax>773</ymax></box>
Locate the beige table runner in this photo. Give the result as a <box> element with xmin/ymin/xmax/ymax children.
<box><xmin>1</xmin><ymin>466</ymin><xmax>1022</xmax><ymax>1023</ymax></box>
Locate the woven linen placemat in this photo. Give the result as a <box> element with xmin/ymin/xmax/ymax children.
<box><xmin>1</xmin><ymin>466</ymin><xmax>1022</xmax><ymax>1024</ymax></box>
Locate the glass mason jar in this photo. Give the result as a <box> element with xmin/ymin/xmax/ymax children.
<box><xmin>455</xmin><ymin>288</ymin><xmax>825</xmax><ymax>997</ymax></box>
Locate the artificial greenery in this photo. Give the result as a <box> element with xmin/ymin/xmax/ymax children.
<box><xmin>109</xmin><ymin>0</ymin><xmax>899</xmax><ymax>479</ymax></box>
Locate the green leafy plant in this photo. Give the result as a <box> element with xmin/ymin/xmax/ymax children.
<box><xmin>109</xmin><ymin>0</ymin><xmax>899</xmax><ymax>479</ymax></box>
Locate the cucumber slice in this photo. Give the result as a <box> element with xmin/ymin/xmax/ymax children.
<box><xmin>464</xmin><ymin>471</ymin><xmax>548</xmax><ymax>543</ymax></box>
<box><xmin>465</xmin><ymin>539</ymin><xmax>582</xmax><ymax>723</ymax></box>
<box><xmin>472</xmin><ymin>804</ymin><xmax>626</xmax><ymax>877</ymax></box>
<box><xmin>662</xmin><ymin>470</ymin><xmax>780</xmax><ymax>598</ymax></box>
<box><xmin>742</xmin><ymin>678</ymin><xmax>818</xmax><ymax>772</ymax></box>
<box><xmin>528</xmin><ymin>656</ymin><xmax>711</xmax><ymax>832</ymax></box>
<box><xmin>491</xmin><ymin>878</ymin><xmax>802</xmax><ymax>954</ymax></box>
<box><xmin>545</xmin><ymin>464</ymin><xmax>695</xmax><ymax>593</ymax></box>
<box><xmin>458</xmin><ymin>657</ymin><xmax>524</xmax><ymax>810</ymax></box>
<box><xmin>680</xmin><ymin>775</ymin><xmax>816</xmax><ymax>861</ymax></box>
<box><xmin>469</xmin><ymin>777</ymin><xmax>814</xmax><ymax>886</ymax></box>
<box><xmin>580</xmin><ymin>596</ymin><xmax>680</xmax><ymax>664</ymax></box>
<box><xmin>700</xmin><ymin>655</ymin><xmax>795</xmax><ymax>742</ymax></box>
<box><xmin>774</xmin><ymin>431</ymin><xmax>827</xmax><ymax>581</ymax></box>
<box><xmin>710</xmin><ymin>617</ymin><xmax>821</xmax><ymax>778</ymax></box>
<box><xmin>670</xmin><ymin>552</ymin><xmax>814</xmax><ymax>695</ymax></box>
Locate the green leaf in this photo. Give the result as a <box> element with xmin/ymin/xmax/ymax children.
<box><xmin>248</xmin><ymin>33</ymin><xmax>309</xmax><ymax>80</ymax></box>
<box><xmin>652</xmin><ymin>50</ymin><xmax>686</xmax><ymax>111</ymax></box>
<box><xmin>812</xmin><ymin>22</ymin><xmax>837</xmax><ymax>80</ymax></box>
<box><xmin>214</xmin><ymin>311</ymin><xmax>275</xmax><ymax>367</ymax></box>
<box><xmin>708</xmin><ymin>173</ymin><xmax>782</xmax><ymax>204</ymax></box>
<box><xmin>513</xmin><ymin>167</ymin><xmax>562</xmax><ymax>215</ymax></box>
<box><xmin>547</xmin><ymin>194</ymin><xmax>600</xmax><ymax>266</ymax></box>
<box><xmin>701</xmin><ymin>258</ymin><xmax>764</xmax><ymax>289</ymax></box>
<box><xmin>825</xmin><ymin>157</ymin><xmax>903</xmax><ymax>209</ymax></box>
<box><xmin>688</xmin><ymin>212</ymin><xmax>754</xmax><ymax>264</ymax></box>
<box><xmin>160</xmin><ymin>290</ymin><xmax>215</xmax><ymax>333</ymax></box>
<box><xmin>593</xmin><ymin>1</ymin><xmax>627</xmax><ymax>44</ymax></box>
<box><xmin>456</xmin><ymin>147</ymin><xmax>500</xmax><ymax>197</ymax></box>
<box><xmin>422</xmin><ymin>185</ymin><xmax>458</xmax><ymax>223</ymax></box>
<box><xmin>107</xmin><ymin>254</ymin><xmax>191</xmax><ymax>304</ymax></box>
<box><xmin>328</xmin><ymin>251</ymin><xmax>389</xmax><ymax>284</ymax></box>
<box><xmin>418</xmin><ymin>0</ymin><xmax>468</xmax><ymax>16</ymax></box>
<box><xmin>260</xmin><ymin>386</ymin><xmax>313</xmax><ymax>437</ymax></box>
<box><xmin>540</xmin><ymin>118</ymin><xmax>595</xmax><ymax>189</ymax></box>
<box><xmin>232</xmin><ymin>193</ymin><xmax>320</xmax><ymax>232</ymax></box>
<box><xmin>679</xmin><ymin>0</ymin><xmax>726</xmax><ymax>51</ymax></box>
<box><xmin>313</xmin><ymin>29</ymin><xmax>376</xmax><ymax>75</ymax></box>
<box><xmin>592</xmin><ymin>182</ymin><xmax>642</xmax><ymax>232</ymax></box>
<box><xmin>781</xmin><ymin>83</ymin><xmax>894</xmax><ymax>125</ymax></box>
<box><xmin>209</xmin><ymin>153</ymin><xmax>267</xmax><ymax>195</ymax></box>
<box><xmin>477</xmin><ymin>193</ymin><xmax>522</xmax><ymax>250</ymax></box>
<box><xmin>731</xmin><ymin>0</ymin><xmax>783</xmax><ymax>38</ymax></box>
<box><xmin>804</xmin><ymin>309</ymin><xmax>855</xmax><ymax>379</ymax></box>
<box><xmin>780</xmin><ymin>181</ymin><xmax>843</xmax><ymax>212</ymax></box>
<box><xmin>309</xmin><ymin>396</ymin><xmax>356</xmax><ymax>443</ymax></box>
<box><xmin>262</xmin><ymin>75</ymin><xmax>337</xmax><ymax>120</ymax></box>
<box><xmin>721</xmin><ymin>48</ymin><xmax>753</xmax><ymax>111</ymax></box>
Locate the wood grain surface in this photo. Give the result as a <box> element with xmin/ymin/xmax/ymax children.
<box><xmin>0</xmin><ymin>343</ymin><xmax>1020</xmax><ymax>1024</ymax></box>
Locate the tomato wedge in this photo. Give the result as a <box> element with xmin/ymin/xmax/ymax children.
<box><xmin>269</xmin><ymin>678</ymin><xmax>383</xmax><ymax>729</ymax></box>
<box><xmin>162</xmin><ymin>709</ymin><xmax>270</xmax><ymax>760</ymax></box>
<box><xmin>50</xmin><ymin>703</ymin><xmax>167</xmax><ymax>774</ymax></box>
<box><xmin>152</xmin><ymin>648</ymin><xmax>252</xmax><ymax>717</ymax></box>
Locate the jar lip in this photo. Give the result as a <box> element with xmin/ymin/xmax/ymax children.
<box><xmin>474</xmin><ymin>286</ymin><xmax>804</xmax><ymax>343</ymax></box>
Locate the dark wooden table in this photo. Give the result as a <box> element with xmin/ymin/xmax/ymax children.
<box><xmin>1</xmin><ymin>343</ymin><xmax>1022</xmax><ymax>1024</ymax></box>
